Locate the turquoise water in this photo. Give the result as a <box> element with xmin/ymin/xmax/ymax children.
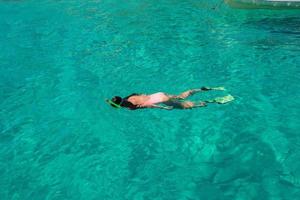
<box><xmin>1</xmin><ymin>0</ymin><xmax>300</xmax><ymax>199</ymax></box>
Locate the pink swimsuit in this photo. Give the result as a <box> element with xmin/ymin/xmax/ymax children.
<box><xmin>142</xmin><ymin>92</ymin><xmax>166</xmax><ymax>106</ymax></box>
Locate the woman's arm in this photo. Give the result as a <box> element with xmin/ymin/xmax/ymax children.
<box><xmin>136</xmin><ymin>104</ymin><xmax>173</xmax><ymax>110</ymax></box>
<box><xmin>149</xmin><ymin>104</ymin><xmax>173</xmax><ymax>110</ymax></box>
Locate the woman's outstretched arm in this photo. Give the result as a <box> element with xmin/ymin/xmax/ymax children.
<box><xmin>149</xmin><ymin>104</ymin><xmax>173</xmax><ymax>110</ymax></box>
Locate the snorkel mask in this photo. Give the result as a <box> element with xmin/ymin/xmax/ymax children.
<box><xmin>105</xmin><ymin>98</ymin><xmax>122</xmax><ymax>108</ymax></box>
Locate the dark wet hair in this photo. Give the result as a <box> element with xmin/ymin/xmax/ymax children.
<box><xmin>110</xmin><ymin>96</ymin><xmax>123</xmax><ymax>108</ymax></box>
<box><xmin>110</xmin><ymin>94</ymin><xmax>139</xmax><ymax>110</ymax></box>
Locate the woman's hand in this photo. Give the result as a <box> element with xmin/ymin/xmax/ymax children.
<box><xmin>199</xmin><ymin>102</ymin><xmax>206</xmax><ymax>107</ymax></box>
<box><xmin>164</xmin><ymin>106</ymin><xmax>174</xmax><ymax>110</ymax></box>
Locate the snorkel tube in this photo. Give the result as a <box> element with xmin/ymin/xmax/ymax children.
<box><xmin>105</xmin><ymin>99</ymin><xmax>122</xmax><ymax>108</ymax></box>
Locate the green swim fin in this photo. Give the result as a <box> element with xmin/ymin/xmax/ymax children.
<box><xmin>211</xmin><ymin>86</ymin><xmax>226</xmax><ymax>91</ymax></box>
<box><xmin>205</xmin><ymin>95</ymin><xmax>235</xmax><ymax>104</ymax></box>
<box><xmin>214</xmin><ymin>95</ymin><xmax>234</xmax><ymax>104</ymax></box>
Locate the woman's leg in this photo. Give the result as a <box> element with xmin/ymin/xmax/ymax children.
<box><xmin>181</xmin><ymin>101</ymin><xmax>207</xmax><ymax>109</ymax></box>
<box><xmin>169</xmin><ymin>86</ymin><xmax>225</xmax><ymax>100</ymax></box>
<box><xmin>163</xmin><ymin>93</ymin><xmax>234</xmax><ymax>109</ymax></box>
<box><xmin>180</xmin><ymin>94</ymin><xmax>234</xmax><ymax>108</ymax></box>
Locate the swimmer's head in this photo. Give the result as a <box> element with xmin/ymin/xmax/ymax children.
<box><xmin>106</xmin><ymin>96</ymin><xmax>123</xmax><ymax>108</ymax></box>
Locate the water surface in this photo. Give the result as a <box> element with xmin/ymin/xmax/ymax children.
<box><xmin>0</xmin><ymin>1</ymin><xmax>300</xmax><ymax>199</ymax></box>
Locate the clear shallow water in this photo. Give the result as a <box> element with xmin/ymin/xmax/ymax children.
<box><xmin>0</xmin><ymin>0</ymin><xmax>300</xmax><ymax>199</ymax></box>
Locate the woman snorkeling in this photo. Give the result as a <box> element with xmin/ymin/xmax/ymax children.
<box><xmin>106</xmin><ymin>86</ymin><xmax>234</xmax><ymax>110</ymax></box>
